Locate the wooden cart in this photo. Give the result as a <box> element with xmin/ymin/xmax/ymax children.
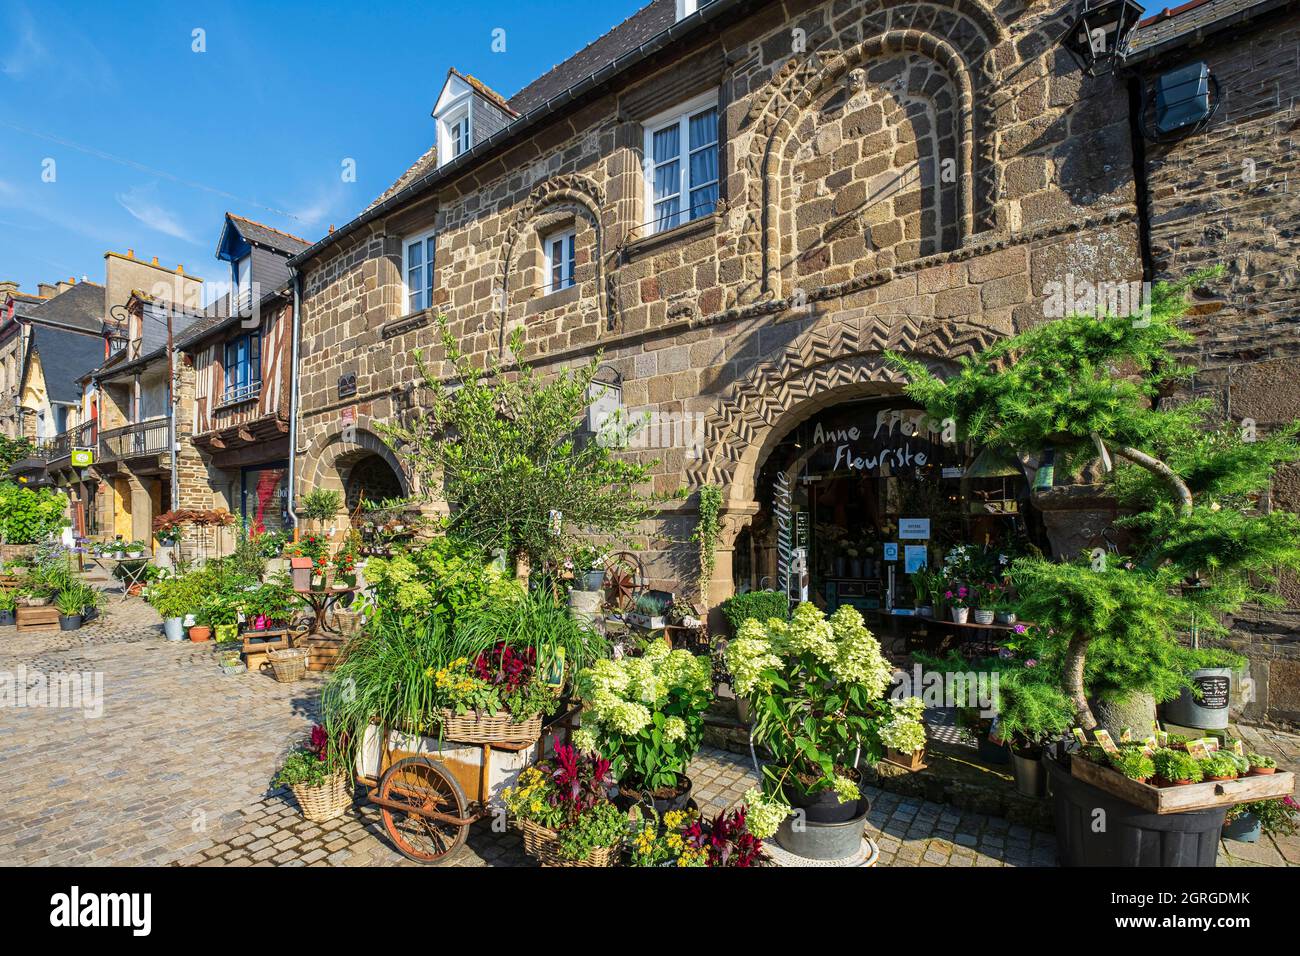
<box><xmin>359</xmin><ymin>709</ymin><xmax>577</xmax><ymax>865</ymax></box>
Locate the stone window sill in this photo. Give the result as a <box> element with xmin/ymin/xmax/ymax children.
<box><xmin>525</xmin><ymin>284</ymin><xmax>581</xmax><ymax>316</ymax></box>
<box><xmin>621</xmin><ymin>211</ymin><xmax>719</xmax><ymax>263</ymax></box>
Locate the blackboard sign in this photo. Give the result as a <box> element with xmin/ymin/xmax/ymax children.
<box><xmin>1194</xmin><ymin>674</ymin><xmax>1230</xmax><ymax>710</ymax></box>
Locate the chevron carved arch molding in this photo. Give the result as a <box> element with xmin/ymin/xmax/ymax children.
<box><xmin>496</xmin><ymin>174</ymin><xmax>611</xmax><ymax>347</ymax></box>
<box><xmin>688</xmin><ymin>315</ymin><xmax>1002</xmax><ymax>502</ymax></box>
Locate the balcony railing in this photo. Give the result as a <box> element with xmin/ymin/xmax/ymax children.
<box><xmin>99</xmin><ymin>418</ymin><xmax>170</xmax><ymax>463</ymax></box>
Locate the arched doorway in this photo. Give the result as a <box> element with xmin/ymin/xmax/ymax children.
<box><xmin>738</xmin><ymin>395</ymin><xmax>1047</xmax><ymax>616</ymax></box>
<box><xmin>344</xmin><ymin>453</ymin><xmax>405</xmax><ymax>514</ymax></box>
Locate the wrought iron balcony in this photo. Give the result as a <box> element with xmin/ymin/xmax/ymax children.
<box><xmin>99</xmin><ymin>418</ymin><xmax>169</xmax><ymax>463</ymax></box>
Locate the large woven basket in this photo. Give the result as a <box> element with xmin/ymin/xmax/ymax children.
<box><xmin>438</xmin><ymin>708</ymin><xmax>541</xmax><ymax>744</ymax></box>
<box><xmin>290</xmin><ymin>772</ymin><xmax>352</xmax><ymax>822</ymax></box>
<box><xmin>268</xmin><ymin>647</ymin><xmax>309</xmax><ymax>683</ymax></box>
<box><xmin>520</xmin><ymin>819</ymin><xmax>617</xmax><ymax>867</ymax></box>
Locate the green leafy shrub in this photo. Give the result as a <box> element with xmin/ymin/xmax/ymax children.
<box><xmin>300</xmin><ymin>489</ymin><xmax>342</xmax><ymax>523</ymax></box>
<box><xmin>719</xmin><ymin>590</ymin><xmax>789</xmax><ymax>635</ymax></box>
<box><xmin>1153</xmin><ymin>750</ymin><xmax>1203</xmax><ymax>783</ymax></box>
<box><xmin>1248</xmin><ymin>753</ymin><xmax>1277</xmax><ymax>770</ymax></box>
<box><xmin>0</xmin><ymin>483</ymin><xmax>70</xmax><ymax>544</ymax></box>
<box><xmin>1201</xmin><ymin>753</ymin><xmax>1239</xmax><ymax>779</ymax></box>
<box><xmin>362</xmin><ymin>537</ymin><xmax>522</xmax><ymax>622</ymax></box>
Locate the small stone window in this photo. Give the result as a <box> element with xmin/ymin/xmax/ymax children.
<box><xmin>543</xmin><ymin>228</ymin><xmax>576</xmax><ymax>294</ymax></box>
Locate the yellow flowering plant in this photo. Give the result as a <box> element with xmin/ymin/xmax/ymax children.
<box><xmin>725</xmin><ymin>603</ymin><xmax>897</xmax><ymax>837</ymax></box>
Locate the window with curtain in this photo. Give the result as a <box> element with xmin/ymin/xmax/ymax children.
<box><xmin>645</xmin><ymin>95</ymin><xmax>719</xmax><ymax>234</ymax></box>
<box><xmin>405</xmin><ymin>230</ymin><xmax>437</xmax><ymax>313</ymax></box>
<box><xmin>543</xmin><ymin>228</ymin><xmax>576</xmax><ymax>293</ymax></box>
<box><xmin>223</xmin><ymin>331</ymin><xmax>261</xmax><ymax>403</ymax></box>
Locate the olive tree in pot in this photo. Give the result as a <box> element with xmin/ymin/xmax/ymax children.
<box><xmin>890</xmin><ymin>271</ymin><xmax>1300</xmax><ymax>866</ymax></box>
<box><xmin>726</xmin><ymin>603</ymin><xmax>903</xmax><ymax>862</ymax></box>
<box><xmin>573</xmin><ymin>641</ymin><xmax>713</xmax><ymax>818</ymax></box>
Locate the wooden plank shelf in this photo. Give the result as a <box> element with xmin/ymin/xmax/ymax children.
<box><xmin>1071</xmin><ymin>757</ymin><xmax>1295</xmax><ymax>814</ymax></box>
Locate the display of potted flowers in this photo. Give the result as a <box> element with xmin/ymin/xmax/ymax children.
<box><xmin>725</xmin><ymin>603</ymin><xmax>896</xmax><ymax>861</ymax></box>
<box><xmin>626</xmin><ymin>592</ymin><xmax>668</xmax><ymax>629</ymax></box>
<box><xmin>0</xmin><ymin>590</ymin><xmax>16</xmax><ymax>626</ymax></box>
<box><xmin>1108</xmin><ymin>747</ymin><xmax>1156</xmax><ymax>784</ymax></box>
<box><xmin>1223</xmin><ymin>795</ymin><xmax>1299</xmax><ymax>843</ymax></box>
<box><xmin>879</xmin><ymin>696</ymin><xmax>928</xmax><ymax>770</ymax></box>
<box><xmin>501</xmin><ymin>745</ymin><xmax>624</xmax><ymax>866</ymax></box>
<box><xmin>431</xmin><ymin>643</ymin><xmax>554</xmax><ymax>743</ymax></box>
<box><xmin>55</xmin><ymin>583</ymin><xmax>93</xmax><ymax>630</ymax></box>
<box><xmin>288</xmin><ymin>534</ymin><xmax>329</xmax><ymax>590</ymax></box>
<box><xmin>625</xmin><ymin>805</ymin><xmax>768</xmax><ymax>867</ymax></box>
<box><xmin>275</xmin><ymin>724</ymin><xmax>351</xmax><ymax>822</ymax></box>
<box><xmin>573</xmin><ymin>640</ymin><xmax>713</xmax><ymax>816</ymax></box>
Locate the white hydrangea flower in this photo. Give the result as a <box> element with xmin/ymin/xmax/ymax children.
<box><xmin>742</xmin><ymin>788</ymin><xmax>790</xmax><ymax>840</ymax></box>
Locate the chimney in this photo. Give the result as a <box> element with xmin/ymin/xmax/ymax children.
<box><xmin>126</xmin><ymin>249</ymin><xmax>134</xmax><ymax>258</ymax></box>
<box><xmin>38</xmin><ymin>283</ymin><xmax>59</xmax><ymax>298</ymax></box>
<box><xmin>151</xmin><ymin>256</ymin><xmax>159</xmax><ymax>266</ymax></box>
<box><xmin>0</xmin><ymin>280</ymin><xmax>18</xmax><ymax>298</ymax></box>
<box><xmin>177</xmin><ymin>264</ymin><xmax>184</xmax><ymax>274</ymax></box>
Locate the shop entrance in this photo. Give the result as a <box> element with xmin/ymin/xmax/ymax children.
<box><xmin>736</xmin><ymin>397</ymin><xmax>1046</xmax><ymax>615</ymax></box>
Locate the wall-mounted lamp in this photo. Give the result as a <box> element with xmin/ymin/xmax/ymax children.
<box><xmin>1061</xmin><ymin>0</ymin><xmax>1146</xmax><ymax>77</ymax></box>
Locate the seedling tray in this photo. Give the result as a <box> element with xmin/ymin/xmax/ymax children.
<box><xmin>1071</xmin><ymin>758</ymin><xmax>1294</xmax><ymax>814</ymax></box>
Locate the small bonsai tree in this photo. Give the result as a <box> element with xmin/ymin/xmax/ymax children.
<box><xmin>888</xmin><ymin>271</ymin><xmax>1300</xmax><ymax>730</ymax></box>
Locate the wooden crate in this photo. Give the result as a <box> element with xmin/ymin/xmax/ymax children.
<box><xmin>241</xmin><ymin>629</ymin><xmax>291</xmax><ymax>676</ymax></box>
<box><xmin>301</xmin><ymin>634</ymin><xmax>344</xmax><ymax>671</ymax></box>
<box><xmin>16</xmin><ymin>606</ymin><xmax>61</xmax><ymax>633</ymax></box>
<box><xmin>1071</xmin><ymin>757</ymin><xmax>1295</xmax><ymax>814</ymax></box>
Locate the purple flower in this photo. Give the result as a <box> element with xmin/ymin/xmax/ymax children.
<box><xmin>1025</xmin><ymin>659</ymin><xmax>1037</xmax><ymax>668</ymax></box>
<box><xmin>1014</xmin><ymin>624</ymin><xmax>1027</xmax><ymax>635</ymax></box>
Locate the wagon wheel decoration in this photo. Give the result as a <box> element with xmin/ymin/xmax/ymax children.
<box><xmin>602</xmin><ymin>551</ymin><xmax>646</xmax><ymax>613</ymax></box>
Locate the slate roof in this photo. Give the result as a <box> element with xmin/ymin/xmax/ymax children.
<box><xmin>506</xmin><ymin>0</ymin><xmax>676</xmax><ymax>114</ymax></box>
<box><xmin>226</xmin><ymin>214</ymin><xmax>312</xmax><ymax>255</ymax></box>
<box><xmin>28</xmin><ymin>281</ymin><xmax>103</xmax><ymax>333</ymax></box>
<box><xmin>24</xmin><ymin>324</ymin><xmax>103</xmax><ymax>404</ymax></box>
<box><xmin>1128</xmin><ymin>0</ymin><xmax>1294</xmax><ymax>57</ymax></box>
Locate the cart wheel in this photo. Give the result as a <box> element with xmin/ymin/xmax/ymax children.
<box><xmin>376</xmin><ymin>756</ymin><xmax>469</xmax><ymax>865</ymax></box>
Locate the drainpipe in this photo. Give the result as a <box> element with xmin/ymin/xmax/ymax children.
<box><xmin>286</xmin><ymin>267</ymin><xmax>303</xmax><ymax>536</ymax></box>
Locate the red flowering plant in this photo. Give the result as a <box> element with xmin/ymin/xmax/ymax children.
<box><xmin>502</xmin><ymin>745</ymin><xmax>625</xmax><ymax>862</ymax></box>
<box><xmin>289</xmin><ymin>534</ymin><xmax>330</xmax><ymax>573</ymax></box>
<box><xmin>274</xmin><ymin>724</ymin><xmax>348</xmax><ymax>788</ymax></box>
<box><xmin>471</xmin><ymin>642</ymin><xmax>554</xmax><ymax>719</ymax></box>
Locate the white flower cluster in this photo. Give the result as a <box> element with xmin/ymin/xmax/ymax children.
<box><xmin>878</xmin><ymin>695</ymin><xmax>927</xmax><ymax>754</ymax></box>
<box><xmin>575</xmin><ymin>641</ymin><xmax>711</xmax><ymax>740</ymax></box>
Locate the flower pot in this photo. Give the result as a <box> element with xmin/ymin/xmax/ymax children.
<box><xmin>1047</xmin><ymin>755</ymin><xmax>1225</xmax><ymax>866</ymax></box>
<box><xmin>289</xmin><ymin>772</ymin><xmax>352</xmax><ymax>823</ymax></box>
<box><xmin>1011</xmin><ymin>748</ymin><xmax>1046</xmax><ymax>798</ymax></box>
<box><xmin>126</xmin><ymin>551</ymin><xmax>143</xmax><ymax>560</ymax></box>
<box><xmin>615</xmin><ymin>775</ymin><xmax>693</xmax><ymax>819</ymax></box>
<box><xmin>972</xmin><ymin>609</ymin><xmax>995</xmax><ymax>625</ymax></box>
<box><xmin>886</xmin><ymin>747</ymin><xmax>926</xmax><ymax>771</ymax></box>
<box><xmin>163</xmin><ymin>616</ymin><xmax>185</xmax><ymax>642</ymax></box>
<box><xmin>950</xmin><ymin>607</ymin><xmax>969</xmax><ymax>624</ymax></box>
<box><xmin>58</xmin><ymin>614</ymin><xmax>82</xmax><ymax>631</ymax></box>
<box><xmin>1247</xmin><ymin>766</ymin><xmax>1276</xmax><ymax>776</ymax></box>
<box><xmin>1163</xmin><ymin>667</ymin><xmax>1232</xmax><ymax>730</ymax></box>
<box><xmin>189</xmin><ymin>625</ymin><xmax>212</xmax><ymax>643</ymax></box>
<box><xmin>775</xmin><ymin>798</ymin><xmax>870</xmax><ymax>861</ymax></box>
<box><xmin>220</xmin><ymin>661</ymin><xmax>247</xmax><ymax>675</ymax></box>
<box><xmin>783</xmin><ymin>780</ymin><xmax>868</xmax><ymax>824</ymax></box>
<box><xmin>582</xmin><ymin>570</ymin><xmax>605</xmax><ymax>591</ymax></box>
<box><xmin>183</xmin><ymin>613</ymin><xmax>196</xmax><ymax>627</ymax></box>
<box><xmin>917</xmin><ymin>605</ymin><xmax>933</xmax><ymax>618</ymax></box>
<box><xmin>995</xmin><ymin>611</ymin><xmax>1017</xmax><ymax>626</ymax></box>
<box><xmin>0</xmin><ymin>610</ymin><xmax>14</xmax><ymax>626</ymax></box>
<box><xmin>1222</xmin><ymin>812</ymin><xmax>1261</xmax><ymax>843</ymax></box>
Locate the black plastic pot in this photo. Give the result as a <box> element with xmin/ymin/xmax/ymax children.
<box><xmin>1046</xmin><ymin>753</ymin><xmax>1225</xmax><ymax>866</ymax></box>
<box><xmin>782</xmin><ymin>783</ymin><xmax>868</xmax><ymax>823</ymax></box>
<box><xmin>0</xmin><ymin>610</ymin><xmax>14</xmax><ymax>626</ymax></box>
<box><xmin>615</xmin><ymin>775</ymin><xmax>693</xmax><ymax>818</ymax></box>
<box><xmin>58</xmin><ymin>614</ymin><xmax>82</xmax><ymax>631</ymax></box>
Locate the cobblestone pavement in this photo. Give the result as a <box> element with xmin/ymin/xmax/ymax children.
<box><xmin>1</xmin><ymin>589</ymin><xmax>1294</xmax><ymax>867</ymax></box>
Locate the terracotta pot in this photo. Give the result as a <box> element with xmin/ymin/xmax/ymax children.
<box><xmin>189</xmin><ymin>625</ymin><xmax>212</xmax><ymax>642</ymax></box>
<box><xmin>1248</xmin><ymin>767</ymin><xmax>1276</xmax><ymax>776</ymax></box>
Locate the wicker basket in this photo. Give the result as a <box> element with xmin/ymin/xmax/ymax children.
<box><xmin>290</xmin><ymin>772</ymin><xmax>352</xmax><ymax>822</ymax></box>
<box><xmin>267</xmin><ymin>647</ymin><xmax>309</xmax><ymax>683</ymax></box>
<box><xmin>438</xmin><ymin>708</ymin><xmax>542</xmax><ymax>744</ymax></box>
<box><xmin>520</xmin><ymin>819</ymin><xmax>617</xmax><ymax>867</ymax></box>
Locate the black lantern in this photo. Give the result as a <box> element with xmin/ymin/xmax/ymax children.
<box><xmin>1061</xmin><ymin>0</ymin><xmax>1146</xmax><ymax>76</ymax></box>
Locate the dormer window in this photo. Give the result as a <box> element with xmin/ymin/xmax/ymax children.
<box><xmin>675</xmin><ymin>0</ymin><xmax>716</xmax><ymax>20</ymax></box>
<box><xmin>449</xmin><ymin>112</ymin><xmax>468</xmax><ymax>159</ymax></box>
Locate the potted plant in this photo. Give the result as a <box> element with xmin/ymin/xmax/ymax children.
<box><xmin>879</xmin><ymin>697</ymin><xmax>928</xmax><ymax>770</ymax></box>
<box><xmin>944</xmin><ymin>584</ymin><xmax>970</xmax><ymax>624</ymax></box>
<box><xmin>0</xmin><ymin>590</ymin><xmax>15</xmax><ymax>626</ymax></box>
<box><xmin>202</xmin><ymin>596</ymin><xmax>240</xmax><ymax>644</ymax></box>
<box><xmin>431</xmin><ymin>645</ymin><xmax>553</xmax><ymax>744</ymax></box>
<box><xmin>1201</xmin><ymin>752</ymin><xmax>1239</xmax><ymax>782</ymax></box>
<box><xmin>574</xmin><ymin>640</ymin><xmax>712</xmax><ymax>815</ymax></box>
<box><xmin>725</xmin><ymin>603</ymin><xmax>899</xmax><ymax>862</ymax></box>
<box><xmin>626</xmin><ymin>592</ymin><xmax>667</xmax><ymax>629</ymax></box>
<box><xmin>238</xmin><ymin>578</ymin><xmax>297</xmax><ymax>633</ymax></box>
<box><xmin>972</xmin><ymin>582</ymin><xmax>998</xmax><ymax>625</ymax></box>
<box><xmin>332</xmin><ymin>544</ymin><xmax>357</xmax><ymax>589</ymax></box>
<box><xmin>287</xmin><ymin>534</ymin><xmax>329</xmax><ymax>590</ymax></box>
<box><xmin>909</xmin><ymin>568</ymin><xmax>937</xmax><ymax>617</ymax></box>
<box><xmin>150</xmin><ymin>573</ymin><xmax>196</xmax><ymax>641</ymax></box>
<box><xmin>1152</xmin><ymin>750</ymin><xmax>1204</xmax><ymax>787</ymax></box>
<box><xmin>502</xmin><ymin>745</ymin><xmax>624</xmax><ymax>866</ymax></box>
<box><xmin>300</xmin><ymin>488</ymin><xmax>342</xmax><ymax>534</ymax></box>
<box><xmin>55</xmin><ymin>585</ymin><xmax>89</xmax><ymax>630</ymax></box>
<box><xmin>188</xmin><ymin>613</ymin><xmax>212</xmax><ymax>643</ymax></box>
<box><xmin>219</xmin><ymin>650</ymin><xmax>246</xmax><ymax>675</ymax></box>
<box><xmin>1108</xmin><ymin>747</ymin><xmax>1156</xmax><ymax>784</ymax></box>
<box><xmin>275</xmin><ymin>725</ymin><xmax>351</xmax><ymax>822</ymax></box>
<box><xmin>1247</xmin><ymin>753</ymin><xmax>1277</xmax><ymax>776</ymax></box>
<box><xmin>1223</xmin><ymin>796</ymin><xmax>1299</xmax><ymax>844</ymax></box>
<box><xmin>123</xmin><ymin>540</ymin><xmax>146</xmax><ymax>560</ymax></box>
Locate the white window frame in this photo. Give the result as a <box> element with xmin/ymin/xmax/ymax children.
<box><xmin>403</xmin><ymin>229</ymin><xmax>437</xmax><ymax>315</ymax></box>
<box><xmin>542</xmin><ymin>228</ymin><xmax>576</xmax><ymax>294</ymax></box>
<box><xmin>675</xmin><ymin>0</ymin><xmax>714</xmax><ymax>20</ymax></box>
<box><xmin>234</xmin><ymin>255</ymin><xmax>252</xmax><ymax>315</ymax></box>
<box><xmin>438</xmin><ymin>100</ymin><xmax>471</xmax><ymax>165</ymax></box>
<box><xmin>642</xmin><ymin>90</ymin><xmax>720</xmax><ymax>236</ymax></box>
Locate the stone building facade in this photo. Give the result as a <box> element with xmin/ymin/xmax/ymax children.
<box><xmin>288</xmin><ymin>0</ymin><xmax>1295</xmax><ymax>717</ymax></box>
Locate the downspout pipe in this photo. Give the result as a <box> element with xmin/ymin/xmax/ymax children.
<box><xmin>287</xmin><ymin>267</ymin><xmax>303</xmax><ymax>537</ymax></box>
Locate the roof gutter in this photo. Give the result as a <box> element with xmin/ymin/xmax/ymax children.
<box><xmin>288</xmin><ymin>0</ymin><xmax>757</xmax><ymax>269</ymax></box>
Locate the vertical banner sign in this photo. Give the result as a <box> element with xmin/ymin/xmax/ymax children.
<box><xmin>774</xmin><ymin>472</ymin><xmax>793</xmax><ymax>597</ymax></box>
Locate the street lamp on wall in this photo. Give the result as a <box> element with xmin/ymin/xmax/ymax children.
<box><xmin>1061</xmin><ymin>0</ymin><xmax>1146</xmax><ymax>77</ymax></box>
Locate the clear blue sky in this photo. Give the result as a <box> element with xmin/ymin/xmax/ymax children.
<box><xmin>0</xmin><ymin>0</ymin><xmax>645</xmax><ymax>302</ymax></box>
